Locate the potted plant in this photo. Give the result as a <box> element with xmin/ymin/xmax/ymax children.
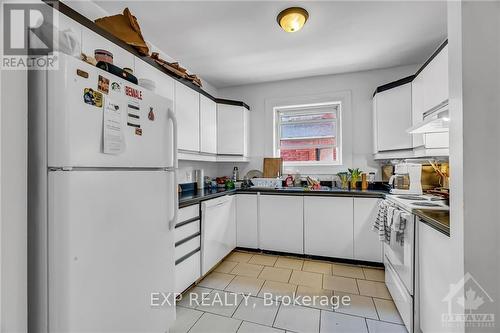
<box><xmin>337</xmin><ymin>172</ymin><xmax>349</xmax><ymax>190</ymax></box>
<box><xmin>348</xmin><ymin>168</ymin><xmax>362</xmax><ymax>190</ymax></box>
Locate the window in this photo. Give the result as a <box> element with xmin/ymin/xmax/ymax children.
<box><xmin>274</xmin><ymin>102</ymin><xmax>342</xmax><ymax>165</ymax></box>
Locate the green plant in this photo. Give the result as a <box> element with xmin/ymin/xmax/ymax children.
<box><xmin>348</xmin><ymin>168</ymin><xmax>362</xmax><ymax>189</ymax></box>
<box><xmin>337</xmin><ymin>172</ymin><xmax>349</xmax><ymax>189</ymax></box>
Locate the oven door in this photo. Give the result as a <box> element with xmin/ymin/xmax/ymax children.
<box><xmin>384</xmin><ymin>212</ymin><xmax>414</xmax><ymax>295</ymax></box>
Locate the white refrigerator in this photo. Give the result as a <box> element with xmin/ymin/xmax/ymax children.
<box><xmin>28</xmin><ymin>52</ymin><xmax>178</xmax><ymax>332</ymax></box>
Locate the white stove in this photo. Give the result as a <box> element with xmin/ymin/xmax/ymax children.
<box><xmin>386</xmin><ymin>194</ymin><xmax>449</xmax><ymax>212</ymax></box>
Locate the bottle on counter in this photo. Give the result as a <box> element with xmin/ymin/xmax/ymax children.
<box><xmin>232</xmin><ymin>166</ymin><xmax>239</xmax><ymax>181</ymax></box>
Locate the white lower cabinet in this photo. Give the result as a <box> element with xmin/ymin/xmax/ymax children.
<box><xmin>236</xmin><ymin>194</ymin><xmax>258</xmax><ymax>248</ymax></box>
<box><xmin>304</xmin><ymin>197</ymin><xmax>354</xmax><ymax>259</ymax></box>
<box><xmin>353</xmin><ymin>198</ymin><xmax>383</xmax><ymax>262</ymax></box>
<box><xmin>259</xmin><ymin>195</ymin><xmax>303</xmax><ymax>254</ymax></box>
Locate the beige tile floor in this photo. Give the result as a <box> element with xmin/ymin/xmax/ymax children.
<box><xmin>173</xmin><ymin>250</ymin><xmax>408</xmax><ymax>333</ymax></box>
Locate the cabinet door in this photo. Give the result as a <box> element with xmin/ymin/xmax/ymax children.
<box><xmin>375</xmin><ymin>83</ymin><xmax>413</xmax><ymax>151</ymax></box>
<box><xmin>134</xmin><ymin>57</ymin><xmax>174</xmax><ymax>101</ymax></box>
<box><xmin>411</xmin><ymin>75</ymin><xmax>425</xmax><ymax>148</ymax></box>
<box><xmin>175</xmin><ymin>82</ymin><xmax>200</xmax><ymax>151</ymax></box>
<box><xmin>81</xmin><ymin>27</ymin><xmax>134</xmax><ymax>71</ymax></box>
<box><xmin>418</xmin><ymin>221</ymin><xmax>454</xmax><ymax>333</ymax></box>
<box><xmin>200</xmin><ymin>94</ymin><xmax>217</xmax><ymax>154</ymax></box>
<box><xmin>259</xmin><ymin>195</ymin><xmax>303</xmax><ymax>254</ymax></box>
<box><xmin>421</xmin><ymin>45</ymin><xmax>448</xmax><ymax>113</ymax></box>
<box><xmin>217</xmin><ymin>104</ymin><xmax>244</xmax><ymax>155</ymax></box>
<box><xmin>353</xmin><ymin>198</ymin><xmax>383</xmax><ymax>263</ymax></box>
<box><xmin>304</xmin><ymin>197</ymin><xmax>353</xmax><ymax>259</ymax></box>
<box><xmin>236</xmin><ymin>194</ymin><xmax>258</xmax><ymax>248</ymax></box>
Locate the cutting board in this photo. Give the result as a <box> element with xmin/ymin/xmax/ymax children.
<box><xmin>263</xmin><ymin>158</ymin><xmax>283</xmax><ymax>178</ymax></box>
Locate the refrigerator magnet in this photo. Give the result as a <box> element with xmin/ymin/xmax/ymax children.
<box><xmin>83</xmin><ymin>88</ymin><xmax>102</xmax><ymax>107</ymax></box>
<box><xmin>148</xmin><ymin>107</ymin><xmax>155</xmax><ymax>121</ymax></box>
<box><xmin>76</xmin><ymin>69</ymin><xmax>89</xmax><ymax>78</ymax></box>
<box><xmin>135</xmin><ymin>128</ymin><xmax>143</xmax><ymax>136</ymax></box>
<box><xmin>111</xmin><ymin>81</ymin><xmax>121</xmax><ymax>92</ymax></box>
<box><xmin>98</xmin><ymin>75</ymin><xmax>110</xmax><ymax>95</ymax></box>
<box><xmin>83</xmin><ymin>88</ymin><xmax>95</xmax><ymax>106</ymax></box>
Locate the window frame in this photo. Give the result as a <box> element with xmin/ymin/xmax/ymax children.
<box><xmin>273</xmin><ymin>101</ymin><xmax>343</xmax><ymax>166</ymax></box>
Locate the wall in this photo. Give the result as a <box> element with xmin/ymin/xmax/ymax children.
<box><xmin>0</xmin><ymin>58</ymin><xmax>28</xmax><ymax>333</ymax></box>
<box><xmin>218</xmin><ymin>65</ymin><xmax>417</xmax><ymax>179</ymax></box>
<box><xmin>449</xmin><ymin>2</ymin><xmax>499</xmax><ymax>332</ymax></box>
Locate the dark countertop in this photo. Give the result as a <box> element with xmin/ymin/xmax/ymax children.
<box><xmin>238</xmin><ymin>187</ymin><xmax>387</xmax><ymax>198</ymax></box>
<box><xmin>414</xmin><ymin>209</ymin><xmax>450</xmax><ymax>236</ymax></box>
<box><xmin>179</xmin><ymin>187</ymin><xmax>387</xmax><ymax>208</ymax></box>
<box><xmin>179</xmin><ymin>188</ymin><xmax>237</xmax><ymax>208</ymax></box>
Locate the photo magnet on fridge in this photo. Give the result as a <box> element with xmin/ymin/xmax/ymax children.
<box><xmin>135</xmin><ymin>128</ymin><xmax>143</xmax><ymax>136</ymax></box>
<box><xmin>83</xmin><ymin>88</ymin><xmax>103</xmax><ymax>108</ymax></box>
<box><xmin>98</xmin><ymin>75</ymin><xmax>110</xmax><ymax>95</ymax></box>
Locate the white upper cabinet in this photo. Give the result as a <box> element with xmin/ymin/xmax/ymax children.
<box><xmin>304</xmin><ymin>197</ymin><xmax>354</xmax><ymax>259</ymax></box>
<box><xmin>353</xmin><ymin>198</ymin><xmax>383</xmax><ymax>263</ymax></box>
<box><xmin>419</xmin><ymin>44</ymin><xmax>449</xmax><ymax>113</ymax></box>
<box><xmin>259</xmin><ymin>195</ymin><xmax>303</xmax><ymax>254</ymax></box>
<box><xmin>411</xmin><ymin>74</ymin><xmax>425</xmax><ymax>148</ymax></box>
<box><xmin>200</xmin><ymin>95</ymin><xmax>217</xmax><ymax>154</ymax></box>
<box><xmin>134</xmin><ymin>58</ymin><xmax>174</xmax><ymax>101</ymax></box>
<box><xmin>175</xmin><ymin>82</ymin><xmax>200</xmax><ymax>152</ymax></box>
<box><xmin>217</xmin><ymin>104</ymin><xmax>248</xmax><ymax>156</ymax></box>
<box><xmin>373</xmin><ymin>83</ymin><xmax>413</xmax><ymax>152</ymax></box>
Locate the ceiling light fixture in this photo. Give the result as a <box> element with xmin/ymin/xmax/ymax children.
<box><xmin>277</xmin><ymin>7</ymin><xmax>309</xmax><ymax>33</ymax></box>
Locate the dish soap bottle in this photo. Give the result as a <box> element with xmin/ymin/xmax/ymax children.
<box><xmin>232</xmin><ymin>166</ymin><xmax>239</xmax><ymax>181</ymax></box>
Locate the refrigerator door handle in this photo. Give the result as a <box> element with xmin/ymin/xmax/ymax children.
<box><xmin>168</xmin><ymin>168</ymin><xmax>178</xmax><ymax>230</ymax></box>
<box><xmin>167</xmin><ymin>108</ymin><xmax>178</xmax><ymax>169</ymax></box>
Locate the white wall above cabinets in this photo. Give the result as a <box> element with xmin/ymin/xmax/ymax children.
<box><xmin>373</xmin><ymin>81</ymin><xmax>413</xmax><ymax>154</ymax></box>
<box><xmin>259</xmin><ymin>195</ymin><xmax>304</xmax><ymax>255</ymax></box>
<box><xmin>304</xmin><ymin>197</ymin><xmax>354</xmax><ymax>259</ymax></box>
<box><xmin>175</xmin><ymin>82</ymin><xmax>200</xmax><ymax>152</ymax></box>
<box><xmin>217</xmin><ymin>104</ymin><xmax>249</xmax><ymax>157</ymax></box>
<box><xmin>200</xmin><ymin>95</ymin><xmax>217</xmax><ymax>154</ymax></box>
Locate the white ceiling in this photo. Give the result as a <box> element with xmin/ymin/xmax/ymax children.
<box><xmin>95</xmin><ymin>1</ymin><xmax>447</xmax><ymax>88</ymax></box>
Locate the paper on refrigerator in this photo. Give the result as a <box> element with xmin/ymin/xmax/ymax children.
<box><xmin>103</xmin><ymin>97</ymin><xmax>125</xmax><ymax>154</ymax></box>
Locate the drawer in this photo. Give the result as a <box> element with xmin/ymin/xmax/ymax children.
<box><xmin>178</xmin><ymin>204</ymin><xmax>199</xmax><ymax>223</ymax></box>
<box><xmin>175</xmin><ymin>250</ymin><xmax>201</xmax><ymax>294</ymax></box>
<box><xmin>175</xmin><ymin>220</ymin><xmax>200</xmax><ymax>244</ymax></box>
<box><xmin>175</xmin><ymin>235</ymin><xmax>200</xmax><ymax>261</ymax></box>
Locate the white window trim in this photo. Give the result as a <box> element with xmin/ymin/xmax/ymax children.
<box><xmin>273</xmin><ymin>101</ymin><xmax>343</xmax><ymax>166</ymax></box>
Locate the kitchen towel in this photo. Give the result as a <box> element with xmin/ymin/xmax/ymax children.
<box><xmin>372</xmin><ymin>200</ymin><xmax>391</xmax><ymax>243</ymax></box>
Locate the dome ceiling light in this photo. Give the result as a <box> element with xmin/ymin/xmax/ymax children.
<box><xmin>277</xmin><ymin>7</ymin><xmax>309</xmax><ymax>33</ymax></box>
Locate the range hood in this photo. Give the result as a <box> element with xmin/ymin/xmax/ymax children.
<box><xmin>408</xmin><ymin>100</ymin><xmax>449</xmax><ymax>134</ymax></box>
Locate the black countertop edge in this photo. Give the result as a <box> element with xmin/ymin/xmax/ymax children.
<box><xmin>179</xmin><ymin>189</ymin><xmax>237</xmax><ymax>208</ymax></box>
<box><xmin>178</xmin><ymin>188</ymin><xmax>387</xmax><ymax>208</ymax></box>
<box><xmin>43</xmin><ymin>0</ymin><xmax>250</xmax><ymax>111</ymax></box>
<box><xmin>372</xmin><ymin>39</ymin><xmax>448</xmax><ymax>97</ymax></box>
<box><xmin>414</xmin><ymin>209</ymin><xmax>450</xmax><ymax>237</ymax></box>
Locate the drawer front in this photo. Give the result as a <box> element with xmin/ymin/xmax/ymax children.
<box><xmin>175</xmin><ymin>220</ymin><xmax>200</xmax><ymax>244</ymax></box>
<box><xmin>385</xmin><ymin>258</ymin><xmax>412</xmax><ymax>331</ymax></box>
<box><xmin>175</xmin><ymin>250</ymin><xmax>201</xmax><ymax>294</ymax></box>
<box><xmin>178</xmin><ymin>204</ymin><xmax>199</xmax><ymax>223</ymax></box>
<box><xmin>175</xmin><ymin>235</ymin><xmax>200</xmax><ymax>261</ymax></box>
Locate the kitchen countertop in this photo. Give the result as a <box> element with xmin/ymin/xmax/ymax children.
<box><xmin>179</xmin><ymin>187</ymin><xmax>387</xmax><ymax>208</ymax></box>
<box><xmin>179</xmin><ymin>188</ymin><xmax>237</xmax><ymax>208</ymax></box>
<box><xmin>414</xmin><ymin>209</ymin><xmax>450</xmax><ymax>236</ymax></box>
